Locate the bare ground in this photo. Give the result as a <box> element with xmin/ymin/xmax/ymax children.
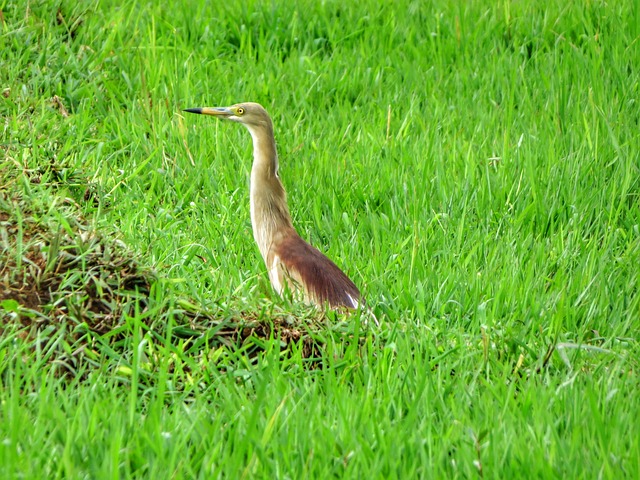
<box><xmin>0</xmin><ymin>185</ymin><xmax>320</xmax><ymax>376</ymax></box>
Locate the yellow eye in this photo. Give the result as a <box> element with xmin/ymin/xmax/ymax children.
<box><xmin>236</xmin><ymin>107</ymin><xmax>245</xmax><ymax>115</ymax></box>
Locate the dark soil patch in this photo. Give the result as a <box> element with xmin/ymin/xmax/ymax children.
<box><xmin>0</xmin><ymin>191</ymin><xmax>320</xmax><ymax>375</ymax></box>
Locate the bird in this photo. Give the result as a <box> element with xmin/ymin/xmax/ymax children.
<box><xmin>184</xmin><ymin>102</ymin><xmax>362</xmax><ymax>310</ymax></box>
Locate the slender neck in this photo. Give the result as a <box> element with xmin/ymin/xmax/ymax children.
<box><xmin>246</xmin><ymin>123</ymin><xmax>294</xmax><ymax>263</ymax></box>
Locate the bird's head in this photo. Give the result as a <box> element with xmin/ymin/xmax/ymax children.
<box><xmin>184</xmin><ymin>102</ymin><xmax>272</xmax><ymax>131</ymax></box>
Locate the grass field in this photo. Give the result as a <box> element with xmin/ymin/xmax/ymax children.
<box><xmin>1</xmin><ymin>0</ymin><xmax>639</xmax><ymax>477</ymax></box>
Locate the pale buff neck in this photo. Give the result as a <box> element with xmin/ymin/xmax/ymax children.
<box><xmin>245</xmin><ymin>123</ymin><xmax>294</xmax><ymax>263</ymax></box>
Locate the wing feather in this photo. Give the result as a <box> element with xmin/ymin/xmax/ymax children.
<box><xmin>272</xmin><ymin>232</ymin><xmax>361</xmax><ymax>309</ymax></box>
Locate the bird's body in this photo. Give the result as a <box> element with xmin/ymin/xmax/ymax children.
<box><xmin>184</xmin><ymin>102</ymin><xmax>361</xmax><ymax>309</ymax></box>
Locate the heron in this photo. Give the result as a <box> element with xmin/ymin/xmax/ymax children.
<box><xmin>184</xmin><ymin>102</ymin><xmax>362</xmax><ymax>310</ymax></box>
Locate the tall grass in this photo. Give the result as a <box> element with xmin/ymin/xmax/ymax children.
<box><xmin>1</xmin><ymin>0</ymin><xmax>638</xmax><ymax>477</ymax></box>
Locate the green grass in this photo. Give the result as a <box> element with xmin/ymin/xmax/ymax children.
<box><xmin>1</xmin><ymin>0</ymin><xmax>639</xmax><ymax>477</ymax></box>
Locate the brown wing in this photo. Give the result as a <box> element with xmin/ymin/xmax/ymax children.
<box><xmin>273</xmin><ymin>232</ymin><xmax>362</xmax><ymax>309</ymax></box>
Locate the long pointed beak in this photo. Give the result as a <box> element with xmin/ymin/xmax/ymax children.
<box><xmin>183</xmin><ymin>107</ymin><xmax>233</xmax><ymax>117</ymax></box>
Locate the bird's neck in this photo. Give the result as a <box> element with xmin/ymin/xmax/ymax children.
<box><xmin>246</xmin><ymin>124</ymin><xmax>294</xmax><ymax>263</ymax></box>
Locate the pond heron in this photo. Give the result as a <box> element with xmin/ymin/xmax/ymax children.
<box><xmin>184</xmin><ymin>102</ymin><xmax>362</xmax><ymax>310</ymax></box>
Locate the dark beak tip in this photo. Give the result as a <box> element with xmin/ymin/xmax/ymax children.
<box><xmin>183</xmin><ymin>107</ymin><xmax>203</xmax><ymax>114</ymax></box>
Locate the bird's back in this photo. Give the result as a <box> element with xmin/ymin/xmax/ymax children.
<box><xmin>270</xmin><ymin>228</ymin><xmax>362</xmax><ymax>309</ymax></box>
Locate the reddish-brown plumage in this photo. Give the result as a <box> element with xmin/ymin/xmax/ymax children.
<box><xmin>184</xmin><ymin>102</ymin><xmax>363</xmax><ymax>310</ymax></box>
<box><xmin>273</xmin><ymin>228</ymin><xmax>361</xmax><ymax>309</ymax></box>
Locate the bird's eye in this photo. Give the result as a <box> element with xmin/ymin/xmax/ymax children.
<box><xmin>236</xmin><ymin>107</ymin><xmax>245</xmax><ymax>115</ymax></box>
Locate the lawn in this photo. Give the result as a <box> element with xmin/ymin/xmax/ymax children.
<box><xmin>1</xmin><ymin>0</ymin><xmax>639</xmax><ymax>478</ymax></box>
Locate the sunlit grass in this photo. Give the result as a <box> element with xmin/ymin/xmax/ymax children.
<box><xmin>1</xmin><ymin>0</ymin><xmax>639</xmax><ymax>477</ymax></box>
